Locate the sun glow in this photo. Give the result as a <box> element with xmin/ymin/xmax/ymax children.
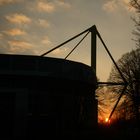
<box><xmin>105</xmin><ymin>117</ymin><xmax>111</xmax><ymax>124</ymax></box>
<box><xmin>105</xmin><ymin>118</ymin><xmax>109</xmax><ymax>123</ymax></box>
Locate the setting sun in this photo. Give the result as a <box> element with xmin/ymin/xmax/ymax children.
<box><xmin>105</xmin><ymin>118</ymin><xmax>109</xmax><ymax>122</ymax></box>
<box><xmin>105</xmin><ymin>118</ymin><xmax>111</xmax><ymax>124</ymax></box>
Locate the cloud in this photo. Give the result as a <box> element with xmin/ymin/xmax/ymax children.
<box><xmin>103</xmin><ymin>0</ymin><xmax>135</xmax><ymax>13</ymax></box>
<box><xmin>37</xmin><ymin>1</ymin><xmax>55</xmax><ymax>13</ymax></box>
<box><xmin>41</xmin><ymin>36</ymin><xmax>52</xmax><ymax>45</ymax></box>
<box><xmin>30</xmin><ymin>0</ymin><xmax>71</xmax><ymax>13</ymax></box>
<box><xmin>56</xmin><ymin>0</ymin><xmax>71</xmax><ymax>8</ymax></box>
<box><xmin>5</xmin><ymin>13</ymin><xmax>31</xmax><ymax>24</ymax></box>
<box><xmin>0</xmin><ymin>0</ymin><xmax>21</xmax><ymax>5</ymax></box>
<box><xmin>8</xmin><ymin>40</ymin><xmax>33</xmax><ymax>52</ymax></box>
<box><xmin>4</xmin><ymin>28</ymin><xmax>26</xmax><ymax>36</ymax></box>
<box><xmin>41</xmin><ymin>35</ymin><xmax>67</xmax><ymax>55</ymax></box>
<box><xmin>0</xmin><ymin>33</ymin><xmax>3</xmax><ymax>39</ymax></box>
<box><xmin>52</xmin><ymin>48</ymin><xmax>67</xmax><ymax>55</ymax></box>
<box><xmin>38</xmin><ymin>19</ymin><xmax>50</xmax><ymax>28</ymax></box>
<box><xmin>103</xmin><ymin>1</ymin><xmax>117</xmax><ymax>12</ymax></box>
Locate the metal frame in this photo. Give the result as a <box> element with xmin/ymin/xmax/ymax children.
<box><xmin>40</xmin><ymin>25</ymin><xmax>128</xmax><ymax>120</ymax></box>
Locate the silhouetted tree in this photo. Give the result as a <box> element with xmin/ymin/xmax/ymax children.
<box><xmin>130</xmin><ymin>0</ymin><xmax>140</xmax><ymax>48</ymax></box>
<box><xmin>96</xmin><ymin>86</ymin><xmax>108</xmax><ymax>117</ymax></box>
<box><xmin>108</xmin><ymin>48</ymin><xmax>140</xmax><ymax>125</ymax></box>
<box><xmin>130</xmin><ymin>0</ymin><xmax>140</xmax><ymax>12</ymax></box>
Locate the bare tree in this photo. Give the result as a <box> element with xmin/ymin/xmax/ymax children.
<box><xmin>130</xmin><ymin>0</ymin><xmax>140</xmax><ymax>12</ymax></box>
<box><xmin>108</xmin><ymin>48</ymin><xmax>140</xmax><ymax>124</ymax></box>
<box><xmin>130</xmin><ymin>0</ymin><xmax>140</xmax><ymax>48</ymax></box>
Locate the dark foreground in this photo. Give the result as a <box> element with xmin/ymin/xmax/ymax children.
<box><xmin>25</xmin><ymin>124</ymin><xmax>140</xmax><ymax>140</ymax></box>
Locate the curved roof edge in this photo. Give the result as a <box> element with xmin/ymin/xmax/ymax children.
<box><xmin>0</xmin><ymin>54</ymin><xmax>97</xmax><ymax>87</ymax></box>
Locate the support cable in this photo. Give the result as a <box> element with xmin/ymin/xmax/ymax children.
<box><xmin>65</xmin><ymin>31</ymin><xmax>90</xmax><ymax>59</ymax></box>
<box><xmin>98</xmin><ymin>82</ymin><xmax>126</xmax><ymax>86</ymax></box>
<box><xmin>40</xmin><ymin>26</ymin><xmax>94</xmax><ymax>56</ymax></box>
<box><xmin>95</xmin><ymin>27</ymin><xmax>129</xmax><ymax>120</ymax></box>
<box><xmin>96</xmin><ymin>29</ymin><xmax>127</xmax><ymax>84</ymax></box>
<box><xmin>108</xmin><ymin>84</ymin><xmax>128</xmax><ymax>120</ymax></box>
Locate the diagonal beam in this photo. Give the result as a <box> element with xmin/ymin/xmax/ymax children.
<box><xmin>40</xmin><ymin>25</ymin><xmax>95</xmax><ymax>56</ymax></box>
<box><xmin>96</xmin><ymin>29</ymin><xmax>127</xmax><ymax>84</ymax></box>
<box><xmin>108</xmin><ymin>85</ymin><xmax>127</xmax><ymax>120</ymax></box>
<box><xmin>65</xmin><ymin>31</ymin><xmax>90</xmax><ymax>59</ymax></box>
<box><xmin>95</xmin><ymin>28</ymin><xmax>129</xmax><ymax>120</ymax></box>
<box><xmin>98</xmin><ymin>82</ymin><xmax>126</xmax><ymax>86</ymax></box>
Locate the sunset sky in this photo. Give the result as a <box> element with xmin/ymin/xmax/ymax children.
<box><xmin>0</xmin><ymin>0</ymin><xmax>136</xmax><ymax>81</ymax></box>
